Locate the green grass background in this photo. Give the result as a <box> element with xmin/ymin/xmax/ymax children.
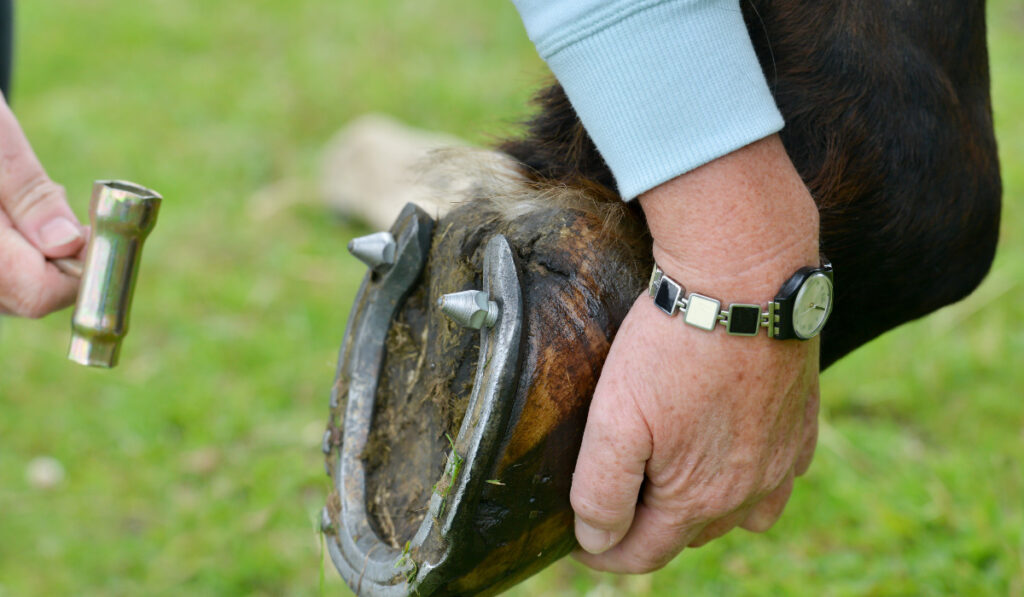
<box><xmin>0</xmin><ymin>1</ymin><xmax>1020</xmax><ymax>595</ymax></box>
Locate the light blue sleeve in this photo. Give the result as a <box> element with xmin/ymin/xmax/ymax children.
<box><xmin>511</xmin><ymin>0</ymin><xmax>784</xmax><ymax>200</ymax></box>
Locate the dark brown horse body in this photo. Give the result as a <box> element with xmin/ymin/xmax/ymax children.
<box><xmin>502</xmin><ymin>0</ymin><xmax>1001</xmax><ymax>368</ymax></box>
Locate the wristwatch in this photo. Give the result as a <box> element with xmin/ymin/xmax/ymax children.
<box><xmin>647</xmin><ymin>260</ymin><xmax>834</xmax><ymax>340</ymax></box>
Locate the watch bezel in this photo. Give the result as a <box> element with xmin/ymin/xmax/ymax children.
<box><xmin>791</xmin><ymin>272</ymin><xmax>834</xmax><ymax>339</ymax></box>
<box><xmin>773</xmin><ymin>261</ymin><xmax>834</xmax><ymax>340</ymax></box>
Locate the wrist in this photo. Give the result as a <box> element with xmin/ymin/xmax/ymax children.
<box><xmin>638</xmin><ymin>135</ymin><xmax>820</xmax><ymax>302</ymax></box>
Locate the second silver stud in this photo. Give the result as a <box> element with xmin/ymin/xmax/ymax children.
<box><xmin>437</xmin><ymin>290</ymin><xmax>499</xmax><ymax>330</ymax></box>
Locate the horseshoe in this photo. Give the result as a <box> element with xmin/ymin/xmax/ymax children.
<box><xmin>322</xmin><ymin>203</ymin><xmax>529</xmax><ymax>595</ymax></box>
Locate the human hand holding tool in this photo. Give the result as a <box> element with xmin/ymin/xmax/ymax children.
<box><xmin>0</xmin><ymin>94</ymin><xmax>86</xmax><ymax>318</ymax></box>
<box><xmin>0</xmin><ymin>86</ymin><xmax>160</xmax><ymax>367</ymax></box>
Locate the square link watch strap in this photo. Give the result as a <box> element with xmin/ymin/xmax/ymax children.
<box><xmin>647</xmin><ymin>265</ymin><xmax>781</xmax><ymax>338</ymax></box>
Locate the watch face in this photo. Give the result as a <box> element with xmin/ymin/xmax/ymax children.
<box><xmin>791</xmin><ymin>272</ymin><xmax>834</xmax><ymax>339</ymax></box>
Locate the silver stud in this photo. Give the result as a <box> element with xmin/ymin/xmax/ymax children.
<box><xmin>347</xmin><ymin>231</ymin><xmax>396</xmax><ymax>270</ymax></box>
<box><xmin>437</xmin><ymin>290</ymin><xmax>500</xmax><ymax>330</ymax></box>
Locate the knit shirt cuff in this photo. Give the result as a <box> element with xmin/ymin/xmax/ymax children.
<box><xmin>517</xmin><ymin>0</ymin><xmax>784</xmax><ymax>200</ymax></box>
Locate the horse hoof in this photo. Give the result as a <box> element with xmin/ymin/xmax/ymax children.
<box><xmin>322</xmin><ymin>154</ymin><xmax>649</xmax><ymax>596</ymax></box>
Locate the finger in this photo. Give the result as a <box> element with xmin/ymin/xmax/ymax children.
<box><xmin>0</xmin><ymin>96</ymin><xmax>85</xmax><ymax>258</ymax></box>
<box><xmin>795</xmin><ymin>389</ymin><xmax>820</xmax><ymax>476</ymax></box>
<box><xmin>739</xmin><ymin>471</ymin><xmax>795</xmax><ymax>533</ymax></box>
<box><xmin>570</xmin><ymin>365</ymin><xmax>653</xmax><ymax>555</ymax></box>
<box><xmin>51</xmin><ymin>257</ymin><xmax>84</xmax><ymax>278</ymax></box>
<box><xmin>572</xmin><ymin>499</ymin><xmax>705</xmax><ymax>573</ymax></box>
<box><xmin>0</xmin><ymin>210</ymin><xmax>79</xmax><ymax>317</ymax></box>
<box><xmin>687</xmin><ymin>506</ymin><xmax>753</xmax><ymax>547</ymax></box>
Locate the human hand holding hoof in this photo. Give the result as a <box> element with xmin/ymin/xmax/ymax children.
<box><xmin>571</xmin><ymin>135</ymin><xmax>823</xmax><ymax>572</ymax></box>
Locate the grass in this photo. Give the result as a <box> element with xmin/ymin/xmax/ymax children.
<box><xmin>0</xmin><ymin>1</ymin><xmax>1020</xmax><ymax>595</ymax></box>
<box><xmin>434</xmin><ymin>432</ymin><xmax>464</xmax><ymax>518</ymax></box>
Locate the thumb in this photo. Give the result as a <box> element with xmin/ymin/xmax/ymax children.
<box><xmin>0</xmin><ymin>95</ymin><xmax>85</xmax><ymax>258</ymax></box>
<box><xmin>570</xmin><ymin>366</ymin><xmax>652</xmax><ymax>554</ymax></box>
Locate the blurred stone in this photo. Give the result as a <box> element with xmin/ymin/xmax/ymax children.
<box><xmin>180</xmin><ymin>447</ymin><xmax>220</xmax><ymax>476</ymax></box>
<box><xmin>321</xmin><ymin>113</ymin><xmax>513</xmax><ymax>230</ymax></box>
<box><xmin>26</xmin><ymin>456</ymin><xmax>65</xmax><ymax>490</ymax></box>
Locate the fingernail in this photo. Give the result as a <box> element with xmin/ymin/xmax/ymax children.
<box><xmin>575</xmin><ymin>516</ymin><xmax>614</xmax><ymax>554</ymax></box>
<box><xmin>39</xmin><ymin>218</ymin><xmax>82</xmax><ymax>249</ymax></box>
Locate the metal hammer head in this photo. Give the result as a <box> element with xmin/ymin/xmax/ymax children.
<box><xmin>68</xmin><ymin>180</ymin><xmax>162</xmax><ymax>368</ymax></box>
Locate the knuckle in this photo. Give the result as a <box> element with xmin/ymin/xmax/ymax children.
<box><xmin>758</xmin><ymin>464</ymin><xmax>792</xmax><ymax>496</ymax></box>
<box><xmin>11</xmin><ymin>281</ymin><xmax>69</xmax><ymax>319</ymax></box>
<box><xmin>7</xmin><ymin>177</ymin><xmax>65</xmax><ymax>219</ymax></box>
<box><xmin>691</xmin><ymin>485</ymin><xmax>752</xmax><ymax>518</ymax></box>
<box><xmin>650</xmin><ymin>498</ymin><xmax>701</xmax><ymax>531</ymax></box>
<box><xmin>569</xmin><ymin>490</ymin><xmax>622</xmax><ymax>529</ymax></box>
<box><xmin>750</xmin><ymin>480</ymin><xmax>777</xmax><ymax>502</ymax></box>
